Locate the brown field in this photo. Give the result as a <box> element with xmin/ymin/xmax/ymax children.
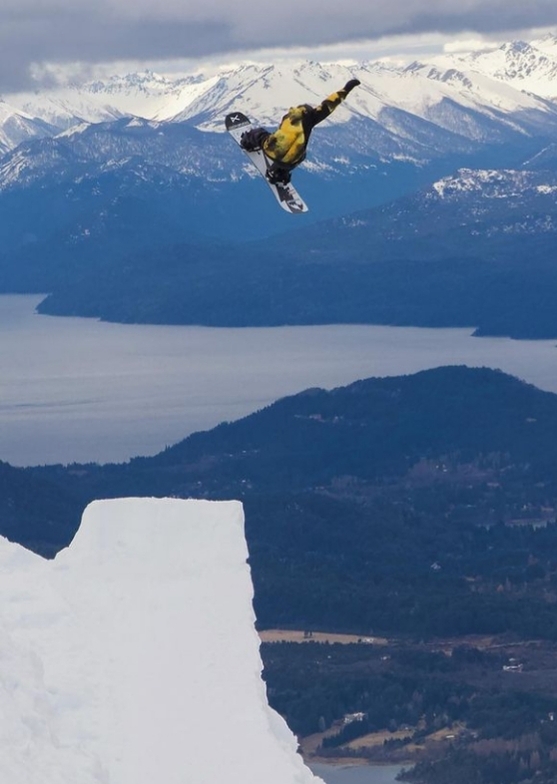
<box><xmin>346</xmin><ymin>729</ymin><xmax>412</xmax><ymax>750</ymax></box>
<box><xmin>259</xmin><ymin>629</ymin><xmax>388</xmax><ymax>645</ymax></box>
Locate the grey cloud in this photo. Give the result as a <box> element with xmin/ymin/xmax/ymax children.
<box><xmin>389</xmin><ymin>2</ymin><xmax>557</xmax><ymax>37</ymax></box>
<box><xmin>1</xmin><ymin>0</ymin><xmax>557</xmax><ymax>92</ymax></box>
<box><xmin>0</xmin><ymin>9</ymin><xmax>234</xmax><ymax>91</ymax></box>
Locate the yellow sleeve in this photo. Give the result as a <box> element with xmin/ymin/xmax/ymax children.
<box><xmin>311</xmin><ymin>88</ymin><xmax>349</xmax><ymax>124</ymax></box>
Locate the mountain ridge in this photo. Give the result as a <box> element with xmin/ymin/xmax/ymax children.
<box><xmin>2</xmin><ymin>34</ymin><xmax>557</xmax><ymax>329</ymax></box>
<box><xmin>33</xmin><ymin>163</ymin><xmax>557</xmax><ymax>339</ymax></box>
<box><xmin>4</xmin><ymin>34</ymin><xmax>557</xmax><ymax>153</ymax></box>
<box><xmin>4</xmin><ymin>363</ymin><xmax>557</xmax><ymax>639</ymax></box>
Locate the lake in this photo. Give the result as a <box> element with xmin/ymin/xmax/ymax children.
<box><xmin>1</xmin><ymin>294</ymin><xmax>557</xmax><ymax>466</ymax></box>
<box><xmin>310</xmin><ymin>763</ymin><xmax>405</xmax><ymax>784</ymax></box>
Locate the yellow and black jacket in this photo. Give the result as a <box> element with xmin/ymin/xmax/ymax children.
<box><xmin>262</xmin><ymin>87</ymin><xmax>351</xmax><ymax>167</ymax></box>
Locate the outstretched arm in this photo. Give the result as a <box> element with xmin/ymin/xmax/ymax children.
<box><xmin>310</xmin><ymin>79</ymin><xmax>361</xmax><ymax>125</ymax></box>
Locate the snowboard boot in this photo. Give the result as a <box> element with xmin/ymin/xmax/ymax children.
<box><xmin>240</xmin><ymin>128</ymin><xmax>270</xmax><ymax>152</ymax></box>
<box><xmin>266</xmin><ymin>166</ymin><xmax>291</xmax><ymax>186</ymax></box>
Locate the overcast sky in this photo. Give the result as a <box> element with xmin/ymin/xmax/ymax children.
<box><xmin>1</xmin><ymin>0</ymin><xmax>557</xmax><ymax>91</ymax></box>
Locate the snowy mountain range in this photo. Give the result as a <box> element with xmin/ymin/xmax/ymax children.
<box><xmin>0</xmin><ymin>33</ymin><xmax>556</xmax><ymax>242</ymax></box>
<box><xmin>338</xmin><ymin>167</ymin><xmax>557</xmax><ymax>242</ymax></box>
<box><xmin>3</xmin><ymin>33</ymin><xmax>557</xmax><ymax>158</ymax></box>
<box><xmin>1</xmin><ymin>34</ymin><xmax>557</xmax><ymax>270</ymax></box>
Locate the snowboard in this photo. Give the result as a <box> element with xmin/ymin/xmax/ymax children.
<box><xmin>225</xmin><ymin>112</ymin><xmax>308</xmax><ymax>214</ymax></box>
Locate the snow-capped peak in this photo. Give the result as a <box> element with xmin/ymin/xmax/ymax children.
<box><xmin>0</xmin><ymin>99</ymin><xmax>54</xmax><ymax>154</ymax></box>
<box><xmin>431</xmin><ymin>167</ymin><xmax>557</xmax><ymax>200</ymax></box>
<box><xmin>165</xmin><ymin>61</ymin><xmax>362</xmax><ymax>129</ymax></box>
<box><xmin>531</xmin><ymin>32</ymin><xmax>557</xmax><ymax>56</ymax></box>
<box><xmin>462</xmin><ymin>38</ymin><xmax>557</xmax><ymax>99</ymax></box>
<box><xmin>84</xmin><ymin>69</ymin><xmax>176</xmax><ymax>96</ymax></box>
<box><xmin>3</xmin><ymin>31</ymin><xmax>557</xmax><ymax>160</ymax></box>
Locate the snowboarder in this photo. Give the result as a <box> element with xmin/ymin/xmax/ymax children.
<box><xmin>240</xmin><ymin>78</ymin><xmax>361</xmax><ymax>185</ymax></box>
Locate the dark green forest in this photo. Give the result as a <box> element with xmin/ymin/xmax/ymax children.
<box><xmin>260</xmin><ymin>636</ymin><xmax>557</xmax><ymax>783</ymax></box>
<box><xmin>37</xmin><ymin>235</ymin><xmax>557</xmax><ymax>339</ymax></box>
<box><xmin>32</xmin><ymin>169</ymin><xmax>557</xmax><ymax>339</ymax></box>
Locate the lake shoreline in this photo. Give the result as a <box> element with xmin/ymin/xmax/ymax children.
<box><xmin>308</xmin><ymin>760</ymin><xmax>407</xmax><ymax>784</ymax></box>
<box><xmin>3</xmin><ymin>294</ymin><xmax>557</xmax><ymax>466</ymax></box>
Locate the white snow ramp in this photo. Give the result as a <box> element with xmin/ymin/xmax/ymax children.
<box><xmin>0</xmin><ymin>497</ymin><xmax>323</xmax><ymax>784</ymax></box>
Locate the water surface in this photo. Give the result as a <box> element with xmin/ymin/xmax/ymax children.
<box><xmin>1</xmin><ymin>295</ymin><xmax>556</xmax><ymax>466</ymax></box>
<box><xmin>310</xmin><ymin>762</ymin><xmax>405</xmax><ymax>784</ymax></box>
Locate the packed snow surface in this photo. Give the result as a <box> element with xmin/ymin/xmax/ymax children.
<box><xmin>0</xmin><ymin>498</ymin><xmax>323</xmax><ymax>784</ymax></box>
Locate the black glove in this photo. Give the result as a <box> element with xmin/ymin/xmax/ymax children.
<box><xmin>344</xmin><ymin>78</ymin><xmax>361</xmax><ymax>93</ymax></box>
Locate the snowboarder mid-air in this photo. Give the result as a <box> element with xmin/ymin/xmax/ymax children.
<box><xmin>240</xmin><ymin>78</ymin><xmax>361</xmax><ymax>185</ymax></box>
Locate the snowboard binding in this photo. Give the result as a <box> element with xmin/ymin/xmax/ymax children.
<box><xmin>240</xmin><ymin>128</ymin><xmax>269</xmax><ymax>152</ymax></box>
<box><xmin>266</xmin><ymin>166</ymin><xmax>291</xmax><ymax>186</ymax></box>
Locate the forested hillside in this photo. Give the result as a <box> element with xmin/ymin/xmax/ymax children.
<box><xmin>2</xmin><ymin>365</ymin><xmax>555</xmax><ymax>638</ymax></box>
<box><xmin>4</xmin><ymin>365</ymin><xmax>557</xmax><ymax>782</ymax></box>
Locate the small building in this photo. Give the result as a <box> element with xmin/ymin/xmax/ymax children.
<box><xmin>343</xmin><ymin>712</ymin><xmax>366</xmax><ymax>725</ymax></box>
